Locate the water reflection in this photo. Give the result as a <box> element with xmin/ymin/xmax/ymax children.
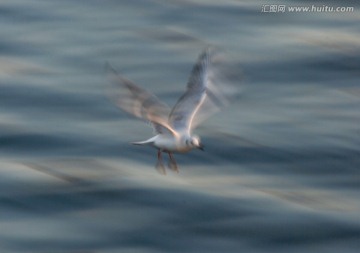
<box><xmin>0</xmin><ymin>0</ymin><xmax>359</xmax><ymax>252</ymax></box>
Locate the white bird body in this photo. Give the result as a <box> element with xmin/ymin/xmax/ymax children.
<box><xmin>106</xmin><ymin>47</ymin><xmax>234</xmax><ymax>173</ymax></box>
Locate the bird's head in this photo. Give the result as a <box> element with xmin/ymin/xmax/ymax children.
<box><xmin>186</xmin><ymin>135</ymin><xmax>204</xmax><ymax>151</ymax></box>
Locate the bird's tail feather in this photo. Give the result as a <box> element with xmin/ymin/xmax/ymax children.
<box><xmin>131</xmin><ymin>140</ymin><xmax>154</xmax><ymax>146</ymax></box>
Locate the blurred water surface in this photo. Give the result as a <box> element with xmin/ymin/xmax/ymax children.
<box><xmin>0</xmin><ymin>0</ymin><xmax>360</xmax><ymax>252</ymax></box>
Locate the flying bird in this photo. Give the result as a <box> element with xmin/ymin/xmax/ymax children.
<box><xmin>106</xmin><ymin>47</ymin><xmax>235</xmax><ymax>174</ymax></box>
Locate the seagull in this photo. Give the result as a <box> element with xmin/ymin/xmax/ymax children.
<box><xmin>106</xmin><ymin>47</ymin><xmax>234</xmax><ymax>174</ymax></box>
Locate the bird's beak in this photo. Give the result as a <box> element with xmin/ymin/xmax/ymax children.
<box><xmin>198</xmin><ymin>144</ymin><xmax>204</xmax><ymax>151</ymax></box>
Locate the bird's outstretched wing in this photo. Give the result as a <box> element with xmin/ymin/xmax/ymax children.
<box><xmin>169</xmin><ymin>47</ymin><xmax>235</xmax><ymax>134</ymax></box>
<box><xmin>106</xmin><ymin>64</ymin><xmax>176</xmax><ymax>136</ymax></box>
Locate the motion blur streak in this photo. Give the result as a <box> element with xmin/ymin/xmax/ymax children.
<box><xmin>0</xmin><ymin>0</ymin><xmax>359</xmax><ymax>252</ymax></box>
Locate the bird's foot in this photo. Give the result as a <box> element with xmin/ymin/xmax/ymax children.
<box><xmin>156</xmin><ymin>161</ymin><xmax>166</xmax><ymax>175</ymax></box>
<box><xmin>167</xmin><ymin>152</ymin><xmax>179</xmax><ymax>173</ymax></box>
<box><xmin>168</xmin><ymin>160</ymin><xmax>179</xmax><ymax>173</ymax></box>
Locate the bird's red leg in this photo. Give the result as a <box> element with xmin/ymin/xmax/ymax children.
<box><xmin>156</xmin><ymin>150</ymin><xmax>166</xmax><ymax>174</ymax></box>
<box><xmin>168</xmin><ymin>152</ymin><xmax>178</xmax><ymax>173</ymax></box>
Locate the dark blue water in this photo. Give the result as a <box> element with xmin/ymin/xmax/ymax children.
<box><xmin>0</xmin><ymin>0</ymin><xmax>359</xmax><ymax>252</ymax></box>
